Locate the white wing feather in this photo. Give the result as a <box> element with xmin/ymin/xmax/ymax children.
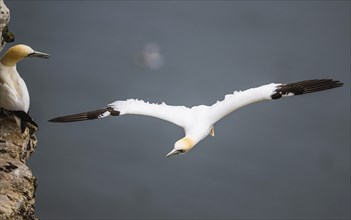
<box><xmin>108</xmin><ymin>99</ymin><xmax>190</xmax><ymax>127</ymax></box>
<box><xmin>208</xmin><ymin>83</ymin><xmax>281</xmax><ymax>124</ymax></box>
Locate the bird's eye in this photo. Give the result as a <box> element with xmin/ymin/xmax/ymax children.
<box><xmin>177</xmin><ymin>149</ymin><xmax>185</xmax><ymax>153</ymax></box>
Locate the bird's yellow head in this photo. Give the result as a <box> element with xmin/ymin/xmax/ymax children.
<box><xmin>0</xmin><ymin>44</ymin><xmax>50</xmax><ymax>67</ymax></box>
<box><xmin>165</xmin><ymin>137</ymin><xmax>195</xmax><ymax>158</ymax></box>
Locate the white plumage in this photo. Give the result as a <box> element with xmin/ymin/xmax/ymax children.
<box><xmin>49</xmin><ymin>79</ymin><xmax>343</xmax><ymax>157</ymax></box>
<box><xmin>0</xmin><ymin>63</ymin><xmax>30</xmax><ymax>111</ymax></box>
<box><xmin>0</xmin><ymin>44</ymin><xmax>49</xmax><ymax>130</ymax></box>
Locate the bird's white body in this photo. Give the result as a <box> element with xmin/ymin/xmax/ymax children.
<box><xmin>50</xmin><ymin>79</ymin><xmax>342</xmax><ymax>157</ymax></box>
<box><xmin>0</xmin><ymin>44</ymin><xmax>49</xmax><ymax>130</ymax></box>
<box><xmin>107</xmin><ymin>83</ymin><xmax>281</xmax><ymax>156</ymax></box>
<box><xmin>0</xmin><ymin>62</ymin><xmax>30</xmax><ymax>112</ymax></box>
<box><xmin>109</xmin><ymin>99</ymin><xmax>213</xmax><ymax>148</ymax></box>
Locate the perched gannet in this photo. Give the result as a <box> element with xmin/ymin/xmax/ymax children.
<box><xmin>49</xmin><ymin>79</ymin><xmax>343</xmax><ymax>157</ymax></box>
<box><xmin>0</xmin><ymin>44</ymin><xmax>50</xmax><ymax>131</ymax></box>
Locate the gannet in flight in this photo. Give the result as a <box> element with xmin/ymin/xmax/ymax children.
<box><xmin>0</xmin><ymin>44</ymin><xmax>50</xmax><ymax>131</ymax></box>
<box><xmin>49</xmin><ymin>79</ymin><xmax>343</xmax><ymax>157</ymax></box>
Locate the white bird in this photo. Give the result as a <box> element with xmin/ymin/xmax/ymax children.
<box><xmin>49</xmin><ymin>79</ymin><xmax>343</xmax><ymax>157</ymax></box>
<box><xmin>0</xmin><ymin>44</ymin><xmax>50</xmax><ymax>131</ymax></box>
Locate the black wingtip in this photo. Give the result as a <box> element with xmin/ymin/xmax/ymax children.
<box><xmin>334</xmin><ymin>80</ymin><xmax>344</xmax><ymax>88</ymax></box>
<box><xmin>49</xmin><ymin>108</ymin><xmax>120</xmax><ymax>123</ymax></box>
<box><xmin>48</xmin><ymin>113</ymin><xmax>90</xmax><ymax>123</ymax></box>
<box><xmin>272</xmin><ymin>79</ymin><xmax>343</xmax><ymax>99</ymax></box>
<box><xmin>48</xmin><ymin>117</ymin><xmax>66</xmax><ymax>123</ymax></box>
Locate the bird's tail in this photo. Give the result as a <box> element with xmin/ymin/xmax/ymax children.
<box><xmin>10</xmin><ymin>111</ymin><xmax>39</xmax><ymax>132</ymax></box>
<box><xmin>1</xmin><ymin>109</ymin><xmax>38</xmax><ymax>132</ymax></box>
<box><xmin>48</xmin><ymin>107</ymin><xmax>120</xmax><ymax>123</ymax></box>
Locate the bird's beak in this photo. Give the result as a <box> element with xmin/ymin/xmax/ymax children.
<box><xmin>27</xmin><ymin>51</ymin><xmax>50</xmax><ymax>59</ymax></box>
<box><xmin>165</xmin><ymin>149</ymin><xmax>182</xmax><ymax>158</ymax></box>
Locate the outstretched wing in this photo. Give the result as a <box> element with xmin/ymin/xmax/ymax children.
<box><xmin>208</xmin><ymin>79</ymin><xmax>343</xmax><ymax>124</ymax></box>
<box><xmin>49</xmin><ymin>99</ymin><xmax>190</xmax><ymax>127</ymax></box>
<box><xmin>49</xmin><ymin>107</ymin><xmax>119</xmax><ymax>122</ymax></box>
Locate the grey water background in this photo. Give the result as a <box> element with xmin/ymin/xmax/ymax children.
<box><xmin>4</xmin><ymin>1</ymin><xmax>350</xmax><ymax>219</ymax></box>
